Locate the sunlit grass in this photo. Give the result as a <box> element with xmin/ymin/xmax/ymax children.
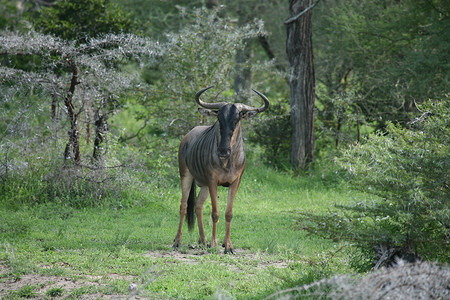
<box><xmin>0</xmin><ymin>161</ymin><xmax>354</xmax><ymax>299</ymax></box>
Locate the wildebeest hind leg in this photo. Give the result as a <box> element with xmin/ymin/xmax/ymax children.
<box><xmin>195</xmin><ymin>186</ymin><xmax>209</xmax><ymax>245</ymax></box>
<box><xmin>173</xmin><ymin>172</ymin><xmax>194</xmax><ymax>249</ymax></box>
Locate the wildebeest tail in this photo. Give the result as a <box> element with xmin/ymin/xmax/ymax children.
<box><xmin>186</xmin><ymin>181</ymin><xmax>196</xmax><ymax>231</ymax></box>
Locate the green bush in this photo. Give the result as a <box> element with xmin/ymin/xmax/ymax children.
<box><xmin>140</xmin><ymin>7</ymin><xmax>266</xmax><ymax>135</ymax></box>
<box><xmin>297</xmin><ymin>99</ymin><xmax>449</xmax><ymax>266</ymax></box>
<box><xmin>0</xmin><ymin>138</ymin><xmax>155</xmax><ymax>209</ymax></box>
<box><xmin>248</xmin><ymin>103</ymin><xmax>291</xmax><ymax>167</ymax></box>
<box><xmin>33</xmin><ymin>0</ymin><xmax>135</xmax><ymax>42</ymax></box>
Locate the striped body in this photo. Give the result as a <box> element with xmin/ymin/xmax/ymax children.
<box><xmin>173</xmin><ymin>87</ymin><xmax>269</xmax><ymax>254</ymax></box>
<box><xmin>182</xmin><ymin>121</ymin><xmax>246</xmax><ymax>188</ymax></box>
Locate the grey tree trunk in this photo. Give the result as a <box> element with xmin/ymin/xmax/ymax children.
<box><xmin>286</xmin><ymin>0</ymin><xmax>316</xmax><ymax>169</ymax></box>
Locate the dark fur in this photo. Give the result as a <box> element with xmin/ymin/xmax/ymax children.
<box><xmin>186</xmin><ymin>181</ymin><xmax>196</xmax><ymax>231</ymax></box>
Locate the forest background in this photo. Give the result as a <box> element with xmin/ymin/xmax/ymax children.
<box><xmin>0</xmin><ymin>0</ymin><xmax>449</xmax><ymax>299</ymax></box>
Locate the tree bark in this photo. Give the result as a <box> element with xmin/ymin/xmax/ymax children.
<box><xmin>286</xmin><ymin>0</ymin><xmax>316</xmax><ymax>169</ymax></box>
<box><xmin>93</xmin><ymin>106</ymin><xmax>108</xmax><ymax>161</ymax></box>
<box><xmin>93</xmin><ymin>114</ymin><xmax>105</xmax><ymax>161</ymax></box>
<box><xmin>63</xmin><ymin>58</ymin><xmax>81</xmax><ymax>166</ymax></box>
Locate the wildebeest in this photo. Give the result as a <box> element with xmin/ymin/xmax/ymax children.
<box><xmin>173</xmin><ymin>86</ymin><xmax>270</xmax><ymax>254</ymax></box>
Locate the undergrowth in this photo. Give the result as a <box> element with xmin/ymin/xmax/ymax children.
<box><xmin>0</xmin><ymin>156</ymin><xmax>355</xmax><ymax>299</ymax></box>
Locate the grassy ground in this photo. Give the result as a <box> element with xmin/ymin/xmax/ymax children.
<box><xmin>0</xmin><ymin>162</ymin><xmax>355</xmax><ymax>299</ymax></box>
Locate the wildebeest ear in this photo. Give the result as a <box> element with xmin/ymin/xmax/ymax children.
<box><xmin>240</xmin><ymin>110</ymin><xmax>259</xmax><ymax>119</ymax></box>
<box><xmin>198</xmin><ymin>108</ymin><xmax>218</xmax><ymax>117</ymax></box>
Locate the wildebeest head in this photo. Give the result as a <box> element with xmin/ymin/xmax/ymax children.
<box><xmin>195</xmin><ymin>86</ymin><xmax>269</xmax><ymax>159</ymax></box>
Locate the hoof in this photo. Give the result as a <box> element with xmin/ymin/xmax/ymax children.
<box><xmin>222</xmin><ymin>240</ymin><xmax>234</xmax><ymax>254</ymax></box>
<box><xmin>224</xmin><ymin>248</ymin><xmax>234</xmax><ymax>255</ymax></box>
<box><xmin>172</xmin><ymin>239</ymin><xmax>181</xmax><ymax>250</ymax></box>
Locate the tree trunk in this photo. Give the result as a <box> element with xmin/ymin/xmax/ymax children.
<box><xmin>63</xmin><ymin>58</ymin><xmax>81</xmax><ymax>166</ymax></box>
<box><xmin>286</xmin><ymin>0</ymin><xmax>316</xmax><ymax>169</ymax></box>
<box><xmin>93</xmin><ymin>110</ymin><xmax>107</xmax><ymax>161</ymax></box>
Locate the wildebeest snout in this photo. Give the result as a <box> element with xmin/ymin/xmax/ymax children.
<box><xmin>218</xmin><ymin>147</ymin><xmax>231</xmax><ymax>159</ymax></box>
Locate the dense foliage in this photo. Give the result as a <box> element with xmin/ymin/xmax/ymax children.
<box><xmin>33</xmin><ymin>0</ymin><xmax>135</xmax><ymax>41</ymax></box>
<box><xmin>249</xmin><ymin>103</ymin><xmax>291</xmax><ymax>166</ymax></box>
<box><xmin>140</xmin><ymin>8</ymin><xmax>266</xmax><ymax>135</ymax></box>
<box><xmin>298</xmin><ymin>100</ymin><xmax>449</xmax><ymax>266</ymax></box>
<box><xmin>314</xmin><ymin>0</ymin><xmax>450</xmax><ymax>143</ymax></box>
<box><xmin>0</xmin><ymin>30</ymin><xmax>159</xmax><ymax>207</ymax></box>
<box><xmin>1</xmin><ymin>0</ymin><xmax>449</xmax><ymax>274</ymax></box>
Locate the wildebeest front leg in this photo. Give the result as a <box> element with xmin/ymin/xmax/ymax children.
<box><xmin>209</xmin><ymin>185</ymin><xmax>219</xmax><ymax>248</ymax></box>
<box><xmin>195</xmin><ymin>187</ymin><xmax>209</xmax><ymax>245</ymax></box>
<box><xmin>223</xmin><ymin>179</ymin><xmax>241</xmax><ymax>254</ymax></box>
<box><xmin>173</xmin><ymin>173</ymin><xmax>194</xmax><ymax>249</ymax></box>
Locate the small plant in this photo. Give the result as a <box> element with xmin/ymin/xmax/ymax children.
<box><xmin>15</xmin><ymin>284</ymin><xmax>37</xmax><ymax>298</ymax></box>
<box><xmin>46</xmin><ymin>287</ymin><xmax>65</xmax><ymax>298</ymax></box>
<box><xmin>11</xmin><ymin>272</ymin><xmax>22</xmax><ymax>282</ymax></box>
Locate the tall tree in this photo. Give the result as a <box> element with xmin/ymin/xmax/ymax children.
<box><xmin>313</xmin><ymin>0</ymin><xmax>450</xmax><ymax>135</ymax></box>
<box><xmin>0</xmin><ymin>31</ymin><xmax>156</xmax><ymax>167</ymax></box>
<box><xmin>285</xmin><ymin>0</ymin><xmax>316</xmax><ymax>169</ymax></box>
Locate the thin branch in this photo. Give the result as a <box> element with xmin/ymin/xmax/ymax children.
<box><xmin>169</xmin><ymin>118</ymin><xmax>190</xmax><ymax>127</ymax></box>
<box><xmin>407</xmin><ymin>111</ymin><xmax>433</xmax><ymax>125</ymax></box>
<box><xmin>413</xmin><ymin>99</ymin><xmax>423</xmax><ymax>112</ymax></box>
<box><xmin>284</xmin><ymin>0</ymin><xmax>322</xmax><ymax>25</ymax></box>
<box><xmin>119</xmin><ymin>119</ymin><xmax>149</xmax><ymax>142</ymax></box>
<box><xmin>258</xmin><ymin>36</ymin><xmax>285</xmax><ymax>72</ymax></box>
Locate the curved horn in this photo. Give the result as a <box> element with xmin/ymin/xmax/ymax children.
<box><xmin>195</xmin><ymin>86</ymin><xmax>227</xmax><ymax>109</ymax></box>
<box><xmin>235</xmin><ymin>89</ymin><xmax>270</xmax><ymax>113</ymax></box>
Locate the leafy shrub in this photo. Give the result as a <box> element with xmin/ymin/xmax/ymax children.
<box><xmin>0</xmin><ymin>29</ymin><xmax>159</xmax><ymax>208</ymax></box>
<box><xmin>248</xmin><ymin>103</ymin><xmax>291</xmax><ymax>167</ymax></box>
<box><xmin>0</xmin><ymin>136</ymin><xmax>155</xmax><ymax>208</ymax></box>
<box><xmin>141</xmin><ymin>7</ymin><xmax>266</xmax><ymax>134</ymax></box>
<box><xmin>297</xmin><ymin>99</ymin><xmax>449</xmax><ymax>266</ymax></box>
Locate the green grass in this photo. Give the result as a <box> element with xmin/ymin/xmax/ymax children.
<box><xmin>0</xmin><ymin>162</ymin><xmax>354</xmax><ymax>299</ymax></box>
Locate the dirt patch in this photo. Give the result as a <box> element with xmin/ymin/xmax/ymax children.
<box><xmin>0</xmin><ymin>263</ymin><xmax>136</xmax><ymax>299</ymax></box>
<box><xmin>144</xmin><ymin>248</ymin><xmax>207</xmax><ymax>264</ymax></box>
<box><xmin>144</xmin><ymin>248</ymin><xmax>291</xmax><ymax>270</ymax></box>
<box><xmin>0</xmin><ymin>273</ymin><xmax>93</xmax><ymax>295</ymax></box>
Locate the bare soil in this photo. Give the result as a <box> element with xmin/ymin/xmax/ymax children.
<box><xmin>0</xmin><ymin>262</ymin><xmax>138</xmax><ymax>299</ymax></box>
